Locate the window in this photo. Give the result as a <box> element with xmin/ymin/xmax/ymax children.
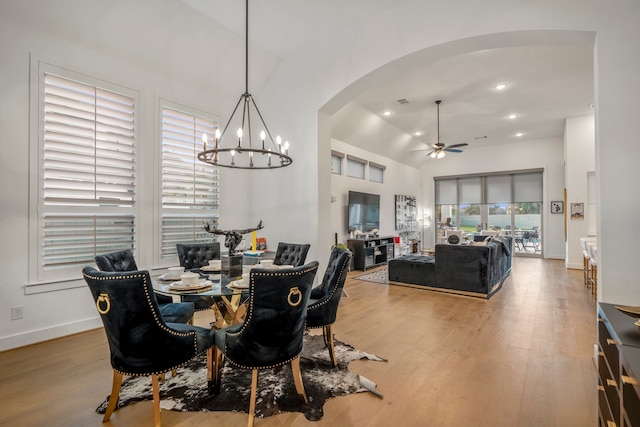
<box><xmin>435</xmin><ymin>170</ymin><xmax>543</xmax><ymax>255</ymax></box>
<box><xmin>369</xmin><ymin>162</ymin><xmax>385</xmax><ymax>183</ymax></box>
<box><xmin>160</xmin><ymin>105</ymin><xmax>219</xmax><ymax>259</ymax></box>
<box><xmin>331</xmin><ymin>150</ymin><xmax>344</xmax><ymax>175</ymax></box>
<box><xmin>347</xmin><ymin>155</ymin><xmax>366</xmax><ymax>179</ymax></box>
<box><xmin>31</xmin><ymin>64</ymin><xmax>137</xmax><ymax>284</ymax></box>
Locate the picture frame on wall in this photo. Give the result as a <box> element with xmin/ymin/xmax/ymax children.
<box><xmin>551</xmin><ymin>201</ymin><xmax>564</xmax><ymax>214</ymax></box>
<box><xmin>395</xmin><ymin>195</ymin><xmax>417</xmax><ymax>230</ymax></box>
<box><xmin>571</xmin><ymin>202</ymin><xmax>585</xmax><ymax>220</ymax></box>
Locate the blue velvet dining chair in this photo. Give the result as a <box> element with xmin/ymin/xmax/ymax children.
<box><xmin>83</xmin><ymin>267</ymin><xmax>215</xmax><ymax>427</ymax></box>
<box><xmin>211</xmin><ymin>261</ymin><xmax>319</xmax><ymax>427</ymax></box>
<box><xmin>95</xmin><ymin>250</ymin><xmax>195</xmax><ymax>324</ymax></box>
<box><xmin>306</xmin><ymin>246</ymin><xmax>352</xmax><ymax>367</ymax></box>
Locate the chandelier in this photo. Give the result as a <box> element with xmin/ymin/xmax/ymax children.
<box><xmin>197</xmin><ymin>0</ymin><xmax>292</xmax><ymax>169</ymax></box>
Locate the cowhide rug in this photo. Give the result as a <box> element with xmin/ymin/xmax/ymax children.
<box><xmin>96</xmin><ymin>333</ymin><xmax>386</xmax><ymax>421</ymax></box>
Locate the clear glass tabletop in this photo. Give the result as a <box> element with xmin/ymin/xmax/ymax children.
<box><xmin>154</xmin><ymin>270</ymin><xmax>247</xmax><ymax>298</ymax></box>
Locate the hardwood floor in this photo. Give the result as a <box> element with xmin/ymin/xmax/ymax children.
<box><xmin>0</xmin><ymin>257</ymin><xmax>598</xmax><ymax>427</ymax></box>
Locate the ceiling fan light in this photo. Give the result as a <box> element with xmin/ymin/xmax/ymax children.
<box><xmin>436</xmin><ymin>151</ymin><xmax>446</xmax><ymax>159</ymax></box>
<box><xmin>430</xmin><ymin>151</ymin><xmax>437</xmax><ymax>159</ymax></box>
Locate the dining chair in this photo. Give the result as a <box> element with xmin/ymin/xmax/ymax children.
<box><xmin>83</xmin><ymin>267</ymin><xmax>215</xmax><ymax>427</ymax></box>
<box><xmin>306</xmin><ymin>246</ymin><xmax>352</xmax><ymax>367</ymax></box>
<box><xmin>211</xmin><ymin>261</ymin><xmax>319</xmax><ymax>427</ymax></box>
<box><xmin>95</xmin><ymin>250</ymin><xmax>195</xmax><ymax>324</ymax></box>
<box><xmin>176</xmin><ymin>242</ymin><xmax>221</xmax><ymax>270</ymax></box>
<box><xmin>176</xmin><ymin>242</ymin><xmax>221</xmax><ymax>312</ymax></box>
<box><xmin>272</xmin><ymin>242</ymin><xmax>311</xmax><ymax>267</ymax></box>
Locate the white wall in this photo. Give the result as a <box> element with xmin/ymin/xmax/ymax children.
<box><xmin>330</xmin><ymin>139</ymin><xmax>421</xmax><ymax>246</ymax></box>
<box><xmin>2</xmin><ymin>0</ymin><xmax>640</xmax><ymax>351</ymax></box>
<box><xmin>564</xmin><ymin>115</ymin><xmax>596</xmax><ymax>269</ymax></box>
<box><xmin>259</xmin><ymin>0</ymin><xmax>638</xmax><ymax>304</ymax></box>
<box><xmin>417</xmin><ymin>137</ymin><xmax>565</xmax><ymax>258</ymax></box>
<box><xmin>0</xmin><ymin>0</ymin><xmax>280</xmax><ymax>351</ymax></box>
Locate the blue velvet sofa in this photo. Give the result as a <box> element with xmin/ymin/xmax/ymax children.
<box><xmin>388</xmin><ymin>236</ymin><xmax>512</xmax><ymax>298</ymax></box>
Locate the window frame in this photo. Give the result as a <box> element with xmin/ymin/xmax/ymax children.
<box><xmin>28</xmin><ymin>57</ymin><xmax>139</xmax><ymax>290</ymax></box>
<box><xmin>156</xmin><ymin>99</ymin><xmax>221</xmax><ymax>266</ymax></box>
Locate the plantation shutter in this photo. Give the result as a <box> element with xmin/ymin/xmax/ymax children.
<box><xmin>161</xmin><ymin>107</ymin><xmax>219</xmax><ymax>258</ymax></box>
<box><xmin>41</xmin><ymin>73</ymin><xmax>136</xmax><ymax>273</ymax></box>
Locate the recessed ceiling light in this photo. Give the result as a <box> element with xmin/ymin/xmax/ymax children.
<box><xmin>515</xmin><ymin>132</ymin><xmax>524</xmax><ymax>137</ymax></box>
<box><xmin>508</xmin><ymin>113</ymin><xmax>518</xmax><ymax>119</ymax></box>
<box><xmin>383</xmin><ymin>111</ymin><xmax>391</xmax><ymax>116</ymax></box>
<box><xmin>495</xmin><ymin>83</ymin><xmax>507</xmax><ymax>90</ymax></box>
<box><xmin>415</xmin><ymin>132</ymin><xmax>422</xmax><ymax>136</ymax></box>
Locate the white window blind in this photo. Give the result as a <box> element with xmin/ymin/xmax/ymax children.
<box><xmin>369</xmin><ymin>162</ymin><xmax>385</xmax><ymax>183</ymax></box>
<box><xmin>161</xmin><ymin>106</ymin><xmax>219</xmax><ymax>258</ymax></box>
<box><xmin>40</xmin><ymin>72</ymin><xmax>136</xmax><ymax>275</ymax></box>
<box><xmin>347</xmin><ymin>156</ymin><xmax>366</xmax><ymax>179</ymax></box>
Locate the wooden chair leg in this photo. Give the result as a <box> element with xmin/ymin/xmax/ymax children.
<box><xmin>103</xmin><ymin>370</ymin><xmax>123</xmax><ymax>422</ymax></box>
<box><xmin>152</xmin><ymin>374</ymin><xmax>162</xmax><ymax>427</ymax></box>
<box><xmin>248</xmin><ymin>369</ymin><xmax>258</xmax><ymax>427</ymax></box>
<box><xmin>324</xmin><ymin>325</ymin><xmax>337</xmax><ymax>367</ymax></box>
<box><xmin>291</xmin><ymin>356</ymin><xmax>307</xmax><ymax>403</ymax></box>
<box><xmin>211</xmin><ymin>346</ymin><xmax>224</xmax><ymax>394</ymax></box>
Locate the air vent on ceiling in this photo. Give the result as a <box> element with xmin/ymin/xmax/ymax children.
<box><xmin>397</xmin><ymin>98</ymin><xmax>410</xmax><ymax>104</ymax></box>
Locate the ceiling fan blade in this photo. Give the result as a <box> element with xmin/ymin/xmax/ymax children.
<box><xmin>424</xmin><ymin>150</ymin><xmax>435</xmax><ymax>156</ymax></box>
<box><xmin>444</xmin><ymin>148</ymin><xmax>464</xmax><ymax>153</ymax></box>
<box><xmin>445</xmin><ymin>143</ymin><xmax>468</xmax><ymax>149</ymax></box>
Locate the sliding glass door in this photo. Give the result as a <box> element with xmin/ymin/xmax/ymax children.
<box><xmin>435</xmin><ymin>170</ymin><xmax>543</xmax><ymax>257</ymax></box>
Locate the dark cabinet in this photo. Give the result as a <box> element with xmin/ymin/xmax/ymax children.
<box><xmin>598</xmin><ymin>303</ymin><xmax>640</xmax><ymax>427</ymax></box>
<box><xmin>347</xmin><ymin>236</ymin><xmax>395</xmax><ymax>271</ymax></box>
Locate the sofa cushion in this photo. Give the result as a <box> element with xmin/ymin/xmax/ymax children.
<box><xmin>388</xmin><ymin>255</ymin><xmax>436</xmax><ymax>287</ymax></box>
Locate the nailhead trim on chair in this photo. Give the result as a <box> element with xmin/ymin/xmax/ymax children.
<box><xmin>223</xmin><ymin>264</ymin><xmax>318</xmax><ymax>371</ymax></box>
<box><xmin>306</xmin><ymin>254</ymin><xmax>351</xmax><ymax>329</ymax></box>
<box><xmin>83</xmin><ymin>270</ymin><xmax>206</xmax><ymax>377</ymax></box>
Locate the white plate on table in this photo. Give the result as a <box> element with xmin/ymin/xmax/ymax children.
<box><xmin>200</xmin><ymin>266</ymin><xmax>222</xmax><ymax>272</ymax></box>
<box><xmin>159</xmin><ymin>273</ymin><xmax>182</xmax><ymax>281</ymax></box>
<box><xmin>227</xmin><ymin>280</ymin><xmax>249</xmax><ymax>289</ymax></box>
<box><xmin>169</xmin><ymin>280</ymin><xmax>213</xmax><ymax>291</ymax></box>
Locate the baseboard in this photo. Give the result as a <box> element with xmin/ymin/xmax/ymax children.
<box><xmin>0</xmin><ymin>317</ymin><xmax>102</xmax><ymax>353</ymax></box>
<box><xmin>566</xmin><ymin>261</ymin><xmax>583</xmax><ymax>270</ymax></box>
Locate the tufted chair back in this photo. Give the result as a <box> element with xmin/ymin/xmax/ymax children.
<box><xmin>306</xmin><ymin>247</ymin><xmax>352</xmax><ymax>366</ymax></box>
<box><xmin>177</xmin><ymin>242</ymin><xmax>221</xmax><ymax>269</ymax></box>
<box><xmin>211</xmin><ymin>261</ymin><xmax>319</xmax><ymax>427</ymax></box>
<box><xmin>94</xmin><ymin>250</ymin><xmax>194</xmax><ymax>323</ymax></box>
<box><xmin>95</xmin><ymin>249</ymin><xmax>138</xmax><ymax>272</ymax></box>
<box><xmin>219</xmin><ymin>261</ymin><xmax>319</xmax><ymax>367</ymax></box>
<box><xmin>82</xmin><ymin>267</ymin><xmax>215</xmax><ymax>426</ymax></box>
<box><xmin>273</xmin><ymin>242</ymin><xmax>311</xmax><ymax>267</ymax></box>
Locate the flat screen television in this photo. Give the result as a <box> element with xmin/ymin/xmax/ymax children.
<box><xmin>348</xmin><ymin>191</ymin><xmax>380</xmax><ymax>233</ymax></box>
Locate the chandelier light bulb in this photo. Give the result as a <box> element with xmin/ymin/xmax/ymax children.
<box><xmin>237</xmin><ymin>128</ymin><xmax>243</xmax><ymax>139</ymax></box>
<box><xmin>260</xmin><ymin>130</ymin><xmax>266</xmax><ymax>140</ymax></box>
<box><xmin>215</xmin><ymin>129</ymin><xmax>221</xmax><ymax>139</ymax></box>
<box><xmin>276</xmin><ymin>135</ymin><xmax>282</xmax><ymax>146</ymax></box>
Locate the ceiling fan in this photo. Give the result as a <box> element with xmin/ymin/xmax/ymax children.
<box><xmin>422</xmin><ymin>100</ymin><xmax>468</xmax><ymax>159</ymax></box>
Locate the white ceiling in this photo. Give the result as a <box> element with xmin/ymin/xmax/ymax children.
<box><xmin>180</xmin><ymin>1</ymin><xmax>595</xmax><ymax>168</ymax></box>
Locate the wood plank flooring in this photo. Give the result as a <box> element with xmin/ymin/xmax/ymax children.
<box><xmin>0</xmin><ymin>257</ymin><xmax>598</xmax><ymax>427</ymax></box>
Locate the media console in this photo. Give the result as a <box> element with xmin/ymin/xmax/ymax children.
<box><xmin>347</xmin><ymin>236</ymin><xmax>395</xmax><ymax>271</ymax></box>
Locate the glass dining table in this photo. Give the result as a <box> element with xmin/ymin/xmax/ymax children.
<box><xmin>155</xmin><ymin>269</ymin><xmax>249</xmax><ymax>329</ymax></box>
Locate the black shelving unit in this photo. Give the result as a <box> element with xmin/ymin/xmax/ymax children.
<box><xmin>347</xmin><ymin>236</ymin><xmax>395</xmax><ymax>271</ymax></box>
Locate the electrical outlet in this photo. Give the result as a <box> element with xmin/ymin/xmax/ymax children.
<box><xmin>11</xmin><ymin>306</ymin><xmax>23</xmax><ymax>320</ymax></box>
